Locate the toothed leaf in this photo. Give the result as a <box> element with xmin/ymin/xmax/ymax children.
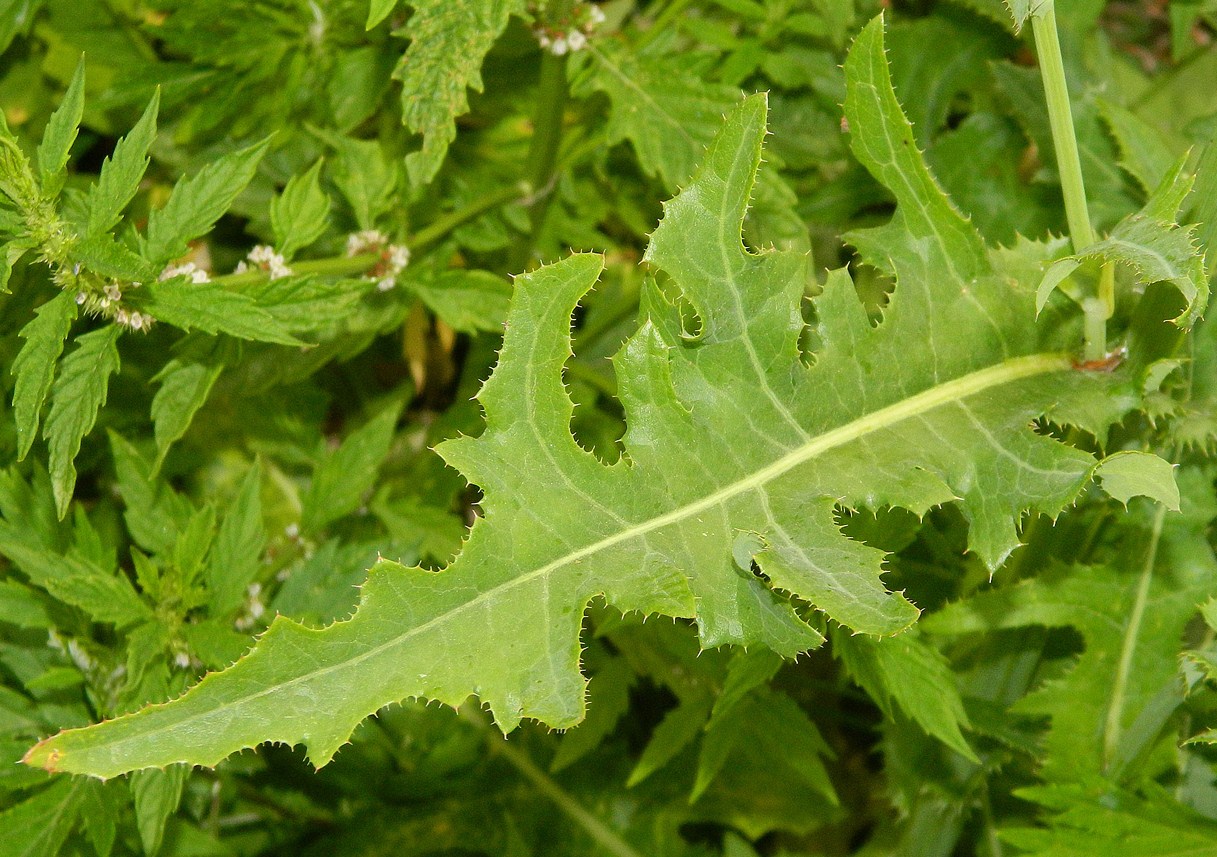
<box><xmin>24</xmin><ymin>19</ymin><xmax>1139</xmax><ymax>778</ymax></box>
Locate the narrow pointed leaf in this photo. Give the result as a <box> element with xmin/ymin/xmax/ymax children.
<box><xmin>269</xmin><ymin>159</ymin><xmax>329</xmax><ymax>259</ymax></box>
<box><xmin>44</xmin><ymin>325</ymin><xmax>121</xmax><ymax>518</ymax></box>
<box><xmin>36</xmin><ymin>58</ymin><xmax>84</xmax><ymax>187</ymax></box>
<box><xmin>140</xmin><ymin>138</ymin><xmax>270</xmax><ymax>266</ymax></box>
<box><xmin>24</xmin><ymin>20</ymin><xmax>1136</xmax><ymax>779</ymax></box>
<box><xmin>12</xmin><ymin>290</ymin><xmax>76</xmax><ymax>460</ymax></box>
<box><xmin>84</xmin><ymin>89</ymin><xmax>159</xmax><ymax>236</ymax></box>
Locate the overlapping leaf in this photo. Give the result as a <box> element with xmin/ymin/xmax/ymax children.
<box><xmin>391</xmin><ymin>0</ymin><xmax>526</xmax><ymax>186</ymax></box>
<box><xmin>25</xmin><ymin>18</ymin><xmax>1149</xmax><ymax>778</ymax></box>
<box><xmin>926</xmin><ymin>469</ymin><xmax>1217</xmax><ymax>781</ymax></box>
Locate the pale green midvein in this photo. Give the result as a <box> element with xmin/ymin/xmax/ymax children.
<box><xmin>56</xmin><ymin>352</ymin><xmax>1071</xmax><ymax>765</ymax></box>
<box><xmin>1102</xmin><ymin>501</ymin><xmax>1167</xmax><ymax>773</ymax></box>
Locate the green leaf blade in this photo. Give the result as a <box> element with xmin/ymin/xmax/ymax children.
<box><xmin>44</xmin><ymin>325</ymin><xmax>121</xmax><ymax>518</ymax></box>
<box><xmin>36</xmin><ymin>58</ymin><xmax>85</xmax><ymax>187</ymax></box>
<box><xmin>84</xmin><ymin>89</ymin><xmax>159</xmax><ymax>237</ymax></box>
<box><xmin>269</xmin><ymin>159</ymin><xmax>329</xmax><ymax>259</ymax></box>
<box><xmin>137</xmin><ymin>279</ymin><xmax>303</xmax><ymax>345</ymax></box>
<box><xmin>140</xmin><ymin>138</ymin><xmax>270</xmax><ymax>266</ymax></box>
<box><xmin>24</xmin><ymin>52</ymin><xmax>1134</xmax><ymax>778</ymax></box>
<box><xmin>12</xmin><ymin>290</ymin><xmax>77</xmax><ymax>460</ymax></box>
<box><xmin>395</xmin><ymin>1</ymin><xmax>525</xmax><ymax>186</ymax></box>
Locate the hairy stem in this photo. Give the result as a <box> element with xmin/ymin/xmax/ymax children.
<box><xmin>462</xmin><ymin>709</ymin><xmax>644</xmax><ymax>857</ymax></box>
<box><xmin>1030</xmin><ymin>2</ymin><xmax>1110</xmax><ymax>361</ymax></box>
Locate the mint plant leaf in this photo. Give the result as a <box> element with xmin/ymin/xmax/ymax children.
<box><xmin>43</xmin><ymin>325</ymin><xmax>121</xmax><ymax>518</ymax></box>
<box><xmin>834</xmin><ymin>630</ymin><xmax>977</xmax><ymax>762</ymax></box>
<box><xmin>35</xmin><ymin>57</ymin><xmax>84</xmax><ymax>191</ymax></box>
<box><xmin>140</xmin><ymin>138</ymin><xmax>270</xmax><ymax>266</ymax></box>
<box><xmin>925</xmin><ymin>485</ymin><xmax>1216</xmax><ymax>780</ymax></box>
<box><xmin>12</xmin><ymin>290</ymin><xmax>76</xmax><ymax>460</ymax></box>
<box><xmin>131</xmin><ymin>764</ymin><xmax>187</xmax><ymax>857</ymax></box>
<box><xmin>300</xmin><ymin>398</ymin><xmax>403</xmax><ymax>534</ymax></box>
<box><xmin>23</xmin><ymin>18</ymin><xmax>1150</xmax><ymax>778</ymax></box>
<box><xmin>0</xmin><ymin>779</ymin><xmax>86</xmax><ymax>857</ymax></box>
<box><xmin>582</xmin><ymin>41</ymin><xmax>740</xmax><ymax>188</ymax></box>
<box><xmin>394</xmin><ymin>0</ymin><xmax>525</xmax><ymax>186</ymax></box>
<box><xmin>83</xmin><ymin>89</ymin><xmax>159</xmax><ymax>237</ymax></box>
<box><xmin>1003</xmin><ymin>783</ymin><xmax>1217</xmax><ymax>856</ymax></box>
<box><xmin>136</xmin><ymin>279</ymin><xmax>303</xmax><ymax>345</ymax></box>
<box><xmin>150</xmin><ymin>349</ymin><xmax>226</xmax><ymax>470</ymax></box>
<box><xmin>269</xmin><ymin>159</ymin><xmax>329</xmax><ymax>260</ymax></box>
<box><xmin>205</xmin><ymin>461</ymin><xmax>265</xmax><ymax>616</ymax></box>
<box><xmin>366</xmin><ymin>0</ymin><xmax>397</xmax><ymax>29</ymax></box>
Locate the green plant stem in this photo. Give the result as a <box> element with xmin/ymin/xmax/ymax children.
<box><xmin>1102</xmin><ymin>501</ymin><xmax>1167</xmax><ymax>775</ymax></box>
<box><xmin>510</xmin><ymin>49</ymin><xmax>570</xmax><ymax>271</ymax></box>
<box><xmin>461</xmin><ymin>709</ymin><xmax>644</xmax><ymax>857</ymax></box>
<box><xmin>1030</xmin><ymin>2</ymin><xmax>1110</xmax><ymax>361</ymax></box>
<box><xmin>213</xmin><ymin>182</ymin><xmax>529</xmax><ymax>288</ymax></box>
<box><xmin>636</xmin><ymin>0</ymin><xmax>696</xmax><ymax>49</ymax></box>
<box><xmin>412</xmin><ymin>181</ymin><xmax>530</xmax><ymax>251</ymax></box>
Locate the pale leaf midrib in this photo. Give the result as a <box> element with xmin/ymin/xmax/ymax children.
<box><xmin>48</xmin><ymin>352</ymin><xmax>1072</xmax><ymax>768</ymax></box>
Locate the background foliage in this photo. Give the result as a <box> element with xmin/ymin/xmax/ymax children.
<box><xmin>0</xmin><ymin>0</ymin><xmax>1215</xmax><ymax>855</ymax></box>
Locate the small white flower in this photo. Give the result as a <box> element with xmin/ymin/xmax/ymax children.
<box><xmin>159</xmin><ymin>261</ymin><xmax>210</xmax><ymax>283</ymax></box>
<box><xmin>244</xmin><ymin>245</ymin><xmax>293</xmax><ymax>280</ymax></box>
<box><xmin>346</xmin><ymin>229</ymin><xmax>389</xmax><ymax>257</ymax></box>
<box><xmin>75</xmin><ymin>292</ymin><xmax>87</xmax><ymax>305</ymax></box>
<box><xmin>587</xmin><ymin>5</ymin><xmax>606</xmax><ymax>25</ymax></box>
<box><xmin>551</xmin><ymin>36</ymin><xmax>569</xmax><ymax>55</ymax></box>
<box><xmin>103</xmin><ymin>283</ymin><xmax>122</xmax><ymax>301</ymax></box>
<box><xmin>566</xmin><ymin>30</ymin><xmax>587</xmax><ymax>51</ymax></box>
<box><xmin>174</xmin><ymin>651</ymin><xmax>191</xmax><ymax>669</ymax></box>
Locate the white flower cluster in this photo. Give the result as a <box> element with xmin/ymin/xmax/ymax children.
<box><xmin>75</xmin><ymin>280</ymin><xmax>154</xmax><ymax>331</ymax></box>
<box><xmin>114</xmin><ymin>308</ymin><xmax>154</xmax><ymax>331</ymax></box>
<box><xmin>234</xmin><ymin>582</ymin><xmax>266</xmax><ymax>631</ymax></box>
<box><xmin>159</xmin><ymin>261</ymin><xmax>211</xmax><ymax>283</ymax></box>
<box><xmin>345</xmin><ymin>229</ymin><xmax>410</xmax><ymax>291</ymax></box>
<box><xmin>535</xmin><ymin>2</ymin><xmax>605</xmax><ymax>55</ymax></box>
<box><xmin>235</xmin><ymin>244</ymin><xmax>293</xmax><ymax>280</ymax></box>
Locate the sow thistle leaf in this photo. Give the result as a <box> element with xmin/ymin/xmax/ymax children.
<box><xmin>25</xmin><ymin>18</ymin><xmax>1142</xmax><ymax>778</ymax></box>
<box><xmin>1037</xmin><ymin>159</ymin><xmax>1209</xmax><ymax>325</ymax></box>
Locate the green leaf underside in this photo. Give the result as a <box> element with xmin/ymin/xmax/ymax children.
<box><xmin>25</xmin><ymin>19</ymin><xmax>1131</xmax><ymax>779</ymax></box>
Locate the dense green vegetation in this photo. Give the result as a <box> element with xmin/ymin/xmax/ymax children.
<box><xmin>0</xmin><ymin>1</ymin><xmax>1216</xmax><ymax>854</ymax></box>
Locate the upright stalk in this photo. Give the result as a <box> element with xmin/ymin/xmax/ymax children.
<box><xmin>461</xmin><ymin>709</ymin><xmax>644</xmax><ymax>857</ymax></box>
<box><xmin>510</xmin><ymin>48</ymin><xmax>569</xmax><ymax>271</ymax></box>
<box><xmin>1030</xmin><ymin>2</ymin><xmax>1111</xmax><ymax>361</ymax></box>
